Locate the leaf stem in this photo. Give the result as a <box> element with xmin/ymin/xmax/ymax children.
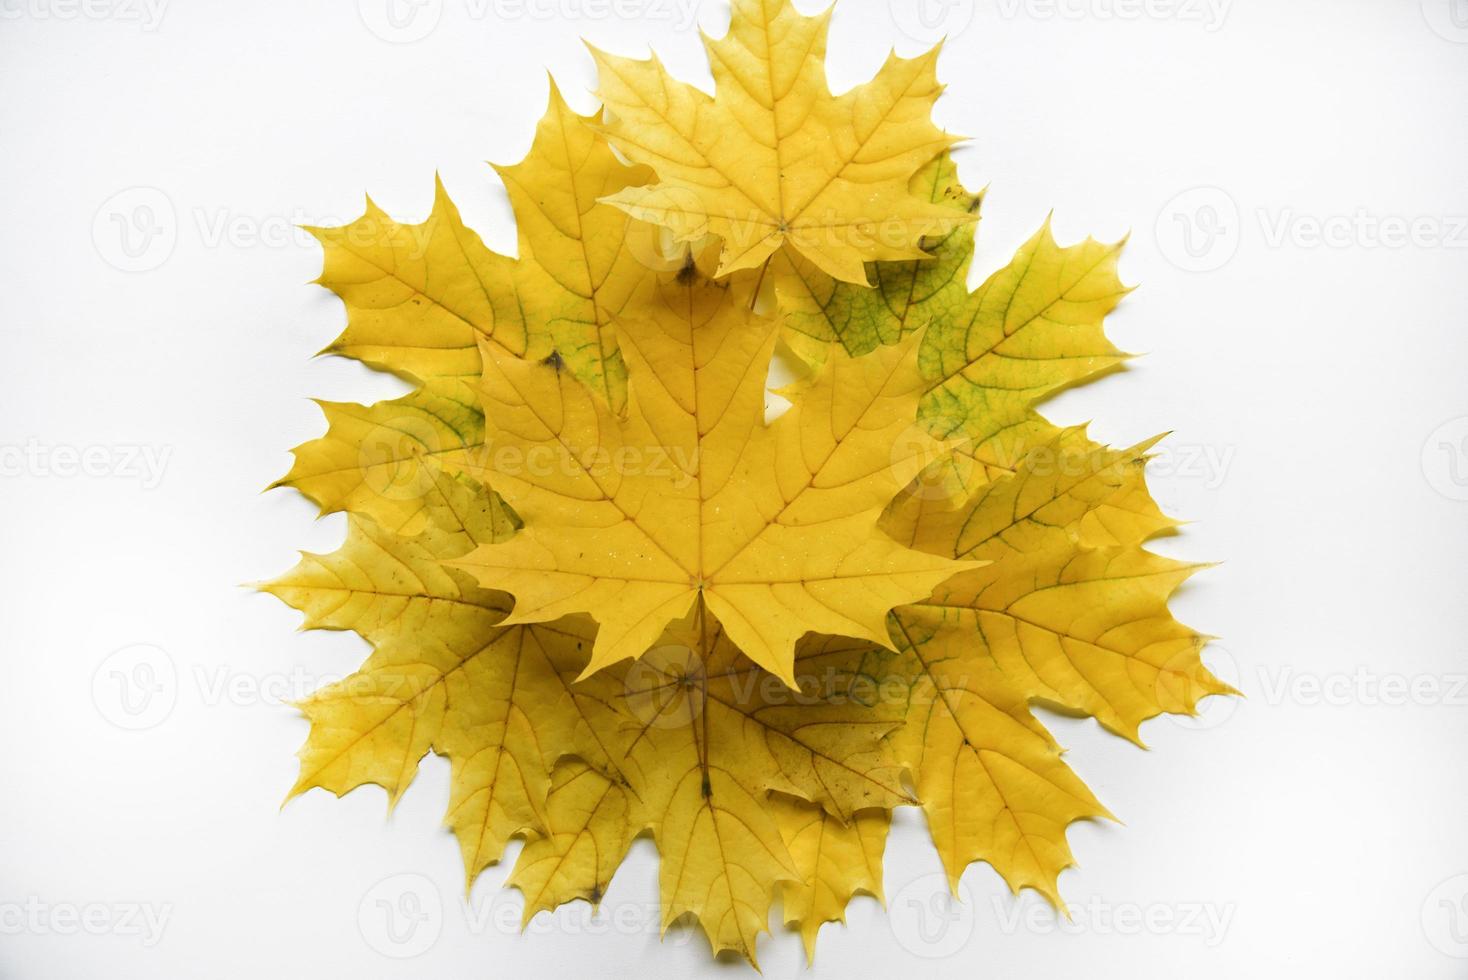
<box><xmin>695</xmin><ymin>597</ymin><xmax>712</xmax><ymax>797</ymax></box>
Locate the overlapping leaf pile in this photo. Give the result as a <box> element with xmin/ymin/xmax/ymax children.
<box><xmin>264</xmin><ymin>0</ymin><xmax>1228</xmax><ymax>965</ymax></box>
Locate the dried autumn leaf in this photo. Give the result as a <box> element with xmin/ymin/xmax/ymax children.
<box><xmin>267</xmin><ymin>249</ymin><xmax>957</xmax><ymax>964</ymax></box>
<box><xmin>870</xmin><ymin>427</ymin><xmax>1228</xmax><ymax>900</ymax></box>
<box><xmin>747</xmin><ymin>428</ymin><xmax>1219</xmax><ymax>932</ymax></box>
<box><xmin>263</xmin><ymin>468</ymin><xmax>614</xmax><ymax>879</ymax></box>
<box><xmin>774</xmin><ymin>783</ymin><xmax>890</xmax><ymax>962</ymax></box>
<box><xmin>768</xmin><ymin>181</ymin><xmax>1219</xmax><ymax>926</ymax></box>
<box><xmin>265</xmin><ymin>5</ymin><xmax>1225</xmax><ymax>966</ymax></box>
<box><xmin>776</xmin><ymin>152</ymin><xmax>983</xmax><ymax>365</ymax></box>
<box><xmin>450</xmin><ymin>267</ymin><xmax>973</xmax><ymax>684</ymax></box>
<box><xmin>504</xmin><ymin>757</ymin><xmax>636</xmax><ymax>922</ymax></box>
<box><xmin>917</xmin><ymin>219</ymin><xmax>1132</xmax><ymax>460</ymax></box>
<box><xmin>778</xmin><ymin>154</ymin><xmax>1132</xmax><ymax>490</ymax></box>
<box><xmin>272</xmin><ymin>185</ymin><xmax>519</xmax><ymax>534</ymax></box>
<box><xmin>274</xmin><ymin>502</ymin><xmax>919</xmax><ymax>964</ymax></box>
<box><xmin>592</xmin><ymin>0</ymin><xmax>971</xmax><ymax>283</ymax></box>
<box><xmin>273</xmin><ymin>383</ymin><xmax>486</xmax><ymax>536</ymax></box>
<box><xmin>495</xmin><ymin>80</ymin><xmax>669</xmax><ymax>413</ymax></box>
<box><xmin>486</xmin><ymin>573</ymin><xmax>925</xmax><ymax>965</ymax></box>
<box><xmin>552</xmin><ymin>610</ymin><xmax>913</xmax><ymax>964</ymax></box>
<box><xmin>275</xmin><ymin>86</ymin><xmax>667</xmax><ymax>532</ymax></box>
<box><xmin>307</xmin><ymin>187</ymin><xmax>524</xmax><ymax>387</ymax></box>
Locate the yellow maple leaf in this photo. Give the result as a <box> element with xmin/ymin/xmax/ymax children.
<box><xmin>918</xmin><ymin>219</ymin><xmax>1132</xmax><ymax>458</ymax></box>
<box><xmin>776</xmin><ymin>153</ymin><xmax>1134</xmax><ymax>492</ymax></box>
<box><xmin>566</xmin><ymin>610</ymin><xmax>912</xmax><ymax>964</ymax></box>
<box><xmin>270</xmin><ymin>490</ymin><xmax>918</xmax><ymax>964</ymax></box>
<box><xmin>774</xmin><ymin>792</ymin><xmax>889</xmax><ymax>963</ymax></box>
<box><xmin>271</xmin><ymin>382</ymin><xmax>486</xmax><ymax>536</ymax></box>
<box><xmin>264</xmin><ymin>12</ymin><xmax>1228</xmax><ymax>965</ymax></box>
<box><xmin>307</xmin><ymin>186</ymin><xmax>524</xmax><ymax>388</ymax></box>
<box><xmin>450</xmin><ymin>265</ymin><xmax>974</xmax><ymax>684</ymax></box>
<box><xmin>775</xmin><ymin>151</ymin><xmax>983</xmax><ymax>365</ymax></box>
<box><xmin>263</xmin><ymin>468</ymin><xmax>608</xmax><ymax>879</ymax></box>
<box><xmin>873</xmin><ymin>426</ymin><xmax>1230</xmax><ymax>901</ymax></box>
<box><xmin>272</xmin><ymin>185</ymin><xmax>520</xmax><ymax>534</ymax></box>
<box><xmin>505</xmin><ymin>757</ymin><xmax>635</xmax><ymax>922</ymax></box>
<box><xmin>276</xmin><ymin>84</ymin><xmax>668</xmax><ymax>532</ymax></box>
<box><xmin>496</xmin><ymin>79</ymin><xmax>672</xmax><ymax>413</ymax></box>
<box><xmin>592</xmin><ymin>0</ymin><xmax>971</xmax><ymax>284</ymax></box>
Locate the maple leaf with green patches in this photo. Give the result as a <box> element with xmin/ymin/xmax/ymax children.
<box><xmin>262</xmin><ymin>0</ymin><xmax>1225</xmax><ymax>965</ymax></box>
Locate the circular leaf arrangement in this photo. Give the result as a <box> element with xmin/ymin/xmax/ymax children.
<box><xmin>264</xmin><ymin>0</ymin><xmax>1228</xmax><ymax>965</ymax></box>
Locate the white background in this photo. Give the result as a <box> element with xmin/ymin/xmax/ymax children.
<box><xmin>2</xmin><ymin>0</ymin><xmax>1467</xmax><ymax>976</ymax></box>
